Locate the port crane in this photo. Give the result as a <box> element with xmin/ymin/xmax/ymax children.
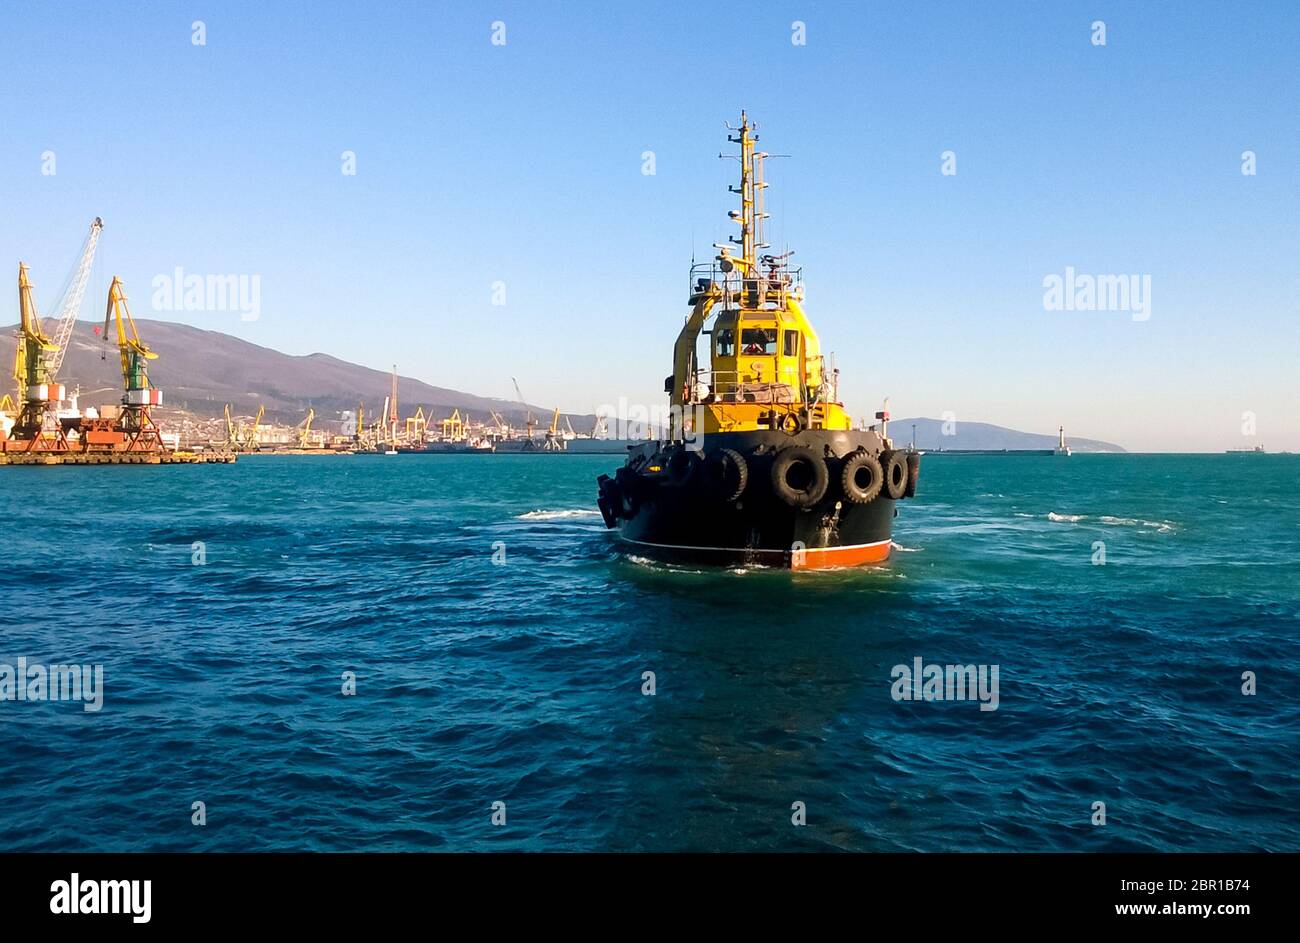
<box><xmin>511</xmin><ymin>377</ymin><xmax>537</xmax><ymax>441</ymax></box>
<box><xmin>43</xmin><ymin>218</ymin><xmax>104</xmax><ymax>378</ymax></box>
<box><xmin>297</xmin><ymin>407</ymin><xmax>316</xmax><ymax>448</ymax></box>
<box><xmin>9</xmin><ymin>263</ymin><xmax>60</xmax><ymax>444</ymax></box>
<box><xmin>388</xmin><ymin>366</ymin><xmax>400</xmax><ymax>446</ymax></box>
<box><xmin>543</xmin><ymin>407</ymin><xmax>567</xmax><ymax>451</ymax></box>
<box><xmin>6</xmin><ymin>219</ymin><xmax>105</xmax><ymax>453</ymax></box>
<box><xmin>243</xmin><ymin>405</ymin><xmax>264</xmax><ymax>451</ymax></box>
<box><xmin>441</xmin><ymin>408</ymin><xmax>465</xmax><ymax>440</ymax></box>
<box><xmin>223</xmin><ymin>404</ymin><xmax>238</xmax><ymax>448</ymax></box>
<box><xmin>98</xmin><ymin>276</ymin><xmax>165</xmax><ymax>451</ymax></box>
<box><xmin>405</xmin><ymin>406</ymin><xmax>429</xmax><ymax>444</ymax></box>
<box><xmin>355</xmin><ymin>402</ymin><xmax>368</xmax><ymax>448</ymax></box>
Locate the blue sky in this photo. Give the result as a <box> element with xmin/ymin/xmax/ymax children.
<box><xmin>2</xmin><ymin>1</ymin><xmax>1296</xmax><ymax>451</ymax></box>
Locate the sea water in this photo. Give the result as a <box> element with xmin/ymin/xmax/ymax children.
<box><xmin>0</xmin><ymin>453</ymin><xmax>1295</xmax><ymax>851</ymax></box>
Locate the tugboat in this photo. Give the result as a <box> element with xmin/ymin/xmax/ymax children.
<box><xmin>596</xmin><ymin>113</ymin><xmax>919</xmax><ymax>569</ymax></box>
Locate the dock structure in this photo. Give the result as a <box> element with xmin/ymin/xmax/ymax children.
<box><xmin>0</xmin><ymin>451</ymin><xmax>235</xmax><ymax>466</ymax></box>
<box><xmin>0</xmin><ymin>234</ymin><xmax>235</xmax><ymax>468</ymax></box>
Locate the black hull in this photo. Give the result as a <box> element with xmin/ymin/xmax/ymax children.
<box><xmin>598</xmin><ymin>430</ymin><xmax>917</xmax><ymax>570</ymax></box>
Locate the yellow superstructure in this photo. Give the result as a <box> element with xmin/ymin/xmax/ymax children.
<box><xmin>671</xmin><ymin>113</ymin><xmax>850</xmax><ymax>439</ymax></box>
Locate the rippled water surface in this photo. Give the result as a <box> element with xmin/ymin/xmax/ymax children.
<box><xmin>1</xmin><ymin>453</ymin><xmax>1296</xmax><ymax>851</ymax></box>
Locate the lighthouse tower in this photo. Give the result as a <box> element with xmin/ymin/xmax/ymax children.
<box><xmin>1054</xmin><ymin>425</ymin><xmax>1072</xmax><ymax>456</ymax></box>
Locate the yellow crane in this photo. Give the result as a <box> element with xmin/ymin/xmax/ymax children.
<box><xmin>511</xmin><ymin>377</ymin><xmax>537</xmax><ymax>440</ymax></box>
<box><xmin>297</xmin><ymin>407</ymin><xmax>316</xmax><ymax>448</ymax></box>
<box><xmin>11</xmin><ymin>263</ymin><xmax>59</xmax><ymax>441</ymax></box>
<box><xmin>103</xmin><ymin>277</ymin><xmax>158</xmax><ymax>404</ymax></box>
<box><xmin>224</xmin><ymin>404</ymin><xmax>238</xmax><ymax>448</ymax></box>
<box><xmin>405</xmin><ymin>406</ymin><xmax>428</xmax><ymax>444</ymax></box>
<box><xmin>101</xmin><ymin>276</ymin><xmax>166</xmax><ymax>451</ymax></box>
<box><xmin>243</xmin><ymin>405</ymin><xmax>264</xmax><ymax>451</ymax></box>
<box><xmin>441</xmin><ymin>408</ymin><xmax>465</xmax><ymax>440</ymax></box>
<box><xmin>543</xmin><ymin>407</ymin><xmax>567</xmax><ymax>451</ymax></box>
<box><xmin>7</xmin><ymin>220</ymin><xmax>104</xmax><ymax>449</ymax></box>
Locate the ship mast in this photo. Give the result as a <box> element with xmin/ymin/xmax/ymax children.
<box><xmin>723</xmin><ymin>112</ymin><xmax>770</xmax><ymax>273</ymax></box>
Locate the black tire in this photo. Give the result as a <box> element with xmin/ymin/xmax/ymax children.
<box><xmin>667</xmin><ymin>447</ymin><xmax>701</xmax><ymax>485</ymax></box>
<box><xmin>613</xmin><ymin>467</ymin><xmax>640</xmax><ymax>516</ymax></box>
<box><xmin>904</xmin><ymin>451</ymin><xmax>920</xmax><ymax>499</ymax></box>
<box><xmin>703</xmin><ymin>448</ymin><xmax>748</xmax><ymax>502</ymax></box>
<box><xmin>770</xmin><ymin>446</ymin><xmax>829</xmax><ymax>509</ymax></box>
<box><xmin>840</xmin><ymin>451</ymin><xmax>884</xmax><ymax>504</ymax></box>
<box><xmin>882</xmin><ymin>450</ymin><xmax>908</xmax><ymax>500</ymax></box>
<box><xmin>596</xmin><ymin>474</ymin><xmax>619</xmax><ymax>526</ymax></box>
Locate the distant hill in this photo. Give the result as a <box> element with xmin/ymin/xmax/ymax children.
<box><xmin>892</xmin><ymin>417</ymin><xmax>1125</xmax><ymax>453</ymax></box>
<box><xmin>4</xmin><ymin>321</ymin><xmax>1124</xmax><ymax>450</ymax></box>
<box><xmin>5</xmin><ymin>319</ymin><xmax>593</xmax><ymax>430</ymax></box>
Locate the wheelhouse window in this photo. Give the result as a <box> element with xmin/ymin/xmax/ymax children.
<box><xmin>740</xmin><ymin>328</ymin><xmax>777</xmax><ymax>355</ymax></box>
<box><xmin>783</xmin><ymin>330</ymin><xmax>798</xmax><ymax>356</ymax></box>
<box><xmin>715</xmin><ymin>329</ymin><xmax>735</xmax><ymax>357</ymax></box>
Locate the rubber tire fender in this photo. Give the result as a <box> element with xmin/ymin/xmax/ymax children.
<box><xmin>904</xmin><ymin>451</ymin><xmax>921</xmax><ymax>499</ymax></box>
<box><xmin>703</xmin><ymin>448</ymin><xmax>749</xmax><ymax>502</ymax></box>
<box><xmin>613</xmin><ymin>466</ymin><xmax>640</xmax><ymax>516</ymax></box>
<box><xmin>881</xmin><ymin>450</ymin><xmax>908</xmax><ymax>500</ymax></box>
<box><xmin>770</xmin><ymin>446</ymin><xmax>830</xmax><ymax>510</ymax></box>
<box><xmin>667</xmin><ymin>446</ymin><xmax>701</xmax><ymax>485</ymax></box>
<box><xmin>596</xmin><ymin>474</ymin><xmax>620</xmax><ymax>527</ymax></box>
<box><xmin>840</xmin><ymin>451</ymin><xmax>884</xmax><ymax>504</ymax></box>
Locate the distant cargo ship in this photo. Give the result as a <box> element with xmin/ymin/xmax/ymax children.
<box><xmin>596</xmin><ymin>114</ymin><xmax>920</xmax><ymax>569</ymax></box>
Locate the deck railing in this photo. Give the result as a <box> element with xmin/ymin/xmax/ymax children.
<box><xmin>689</xmin><ymin>261</ymin><xmax>803</xmax><ymax>308</ymax></box>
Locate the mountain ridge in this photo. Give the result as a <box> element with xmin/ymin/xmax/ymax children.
<box><xmin>4</xmin><ymin>319</ymin><xmax>1125</xmax><ymax>449</ymax></box>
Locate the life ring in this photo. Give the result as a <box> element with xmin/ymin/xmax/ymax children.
<box><xmin>840</xmin><ymin>451</ymin><xmax>884</xmax><ymax>504</ymax></box>
<box><xmin>905</xmin><ymin>451</ymin><xmax>921</xmax><ymax>499</ymax></box>
<box><xmin>667</xmin><ymin>447</ymin><xmax>701</xmax><ymax>485</ymax></box>
<box><xmin>703</xmin><ymin>448</ymin><xmax>748</xmax><ymax>502</ymax></box>
<box><xmin>882</xmin><ymin>450</ymin><xmax>908</xmax><ymax>500</ymax></box>
<box><xmin>769</xmin><ymin>446</ymin><xmax>829</xmax><ymax>509</ymax></box>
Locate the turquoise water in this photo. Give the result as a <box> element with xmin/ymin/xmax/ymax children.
<box><xmin>0</xmin><ymin>453</ymin><xmax>1296</xmax><ymax>851</ymax></box>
